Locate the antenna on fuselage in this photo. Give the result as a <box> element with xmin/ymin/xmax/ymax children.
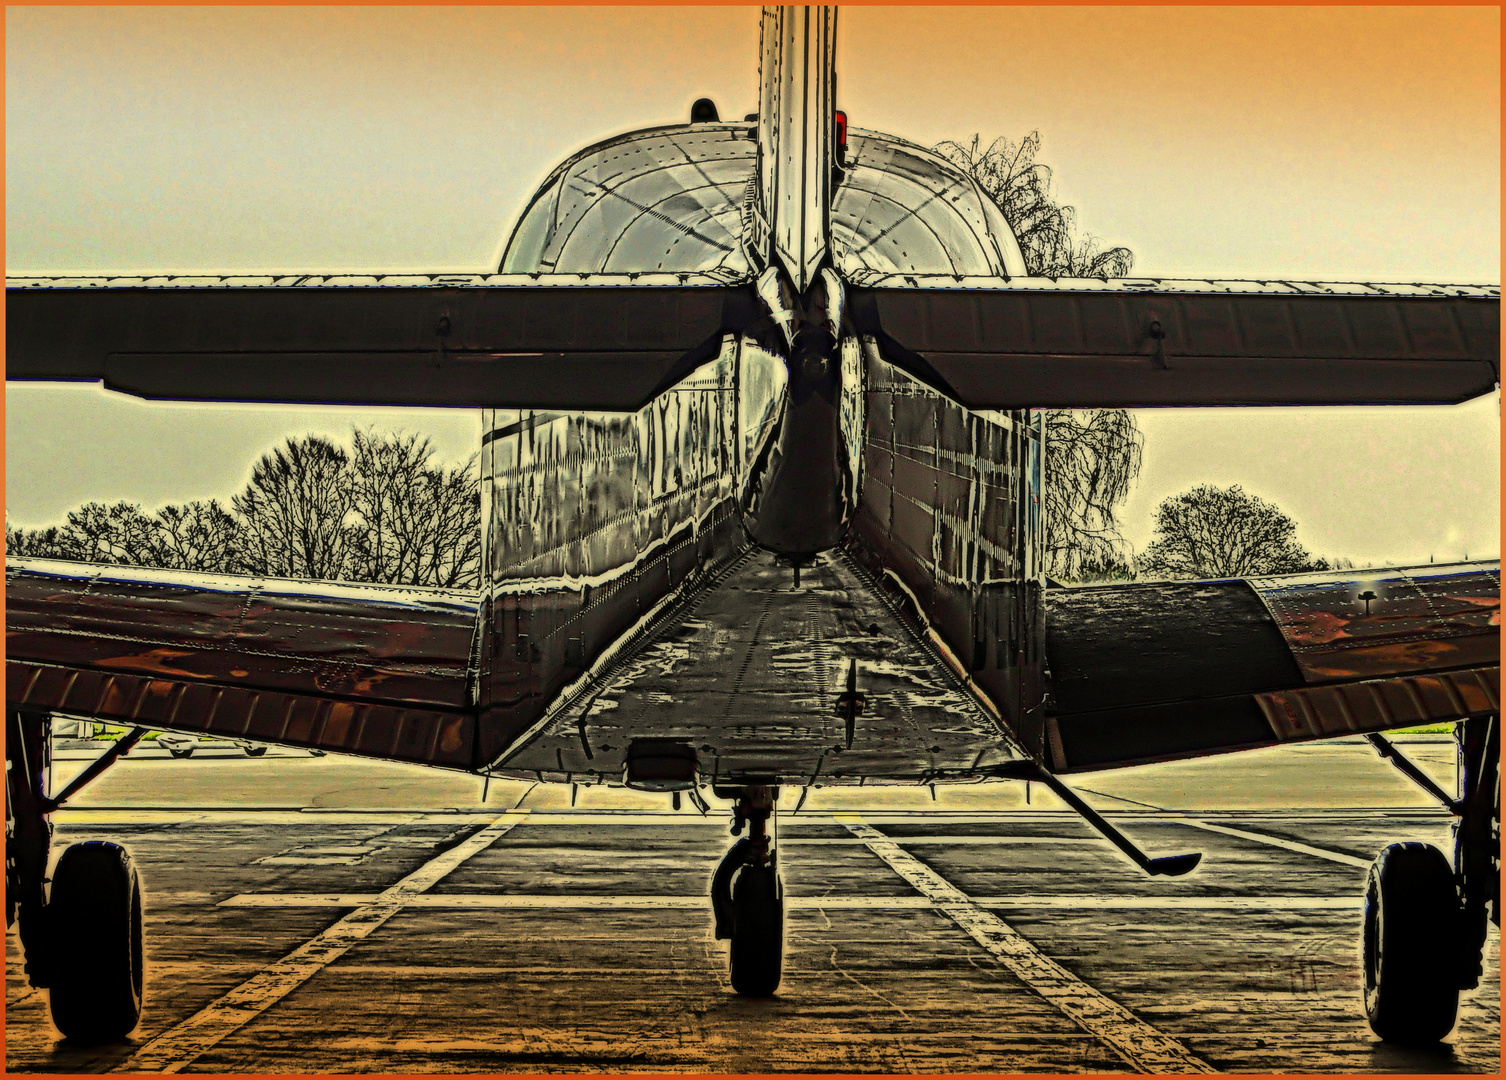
<box><xmin>749</xmin><ymin>5</ymin><xmax>838</xmax><ymax>294</ymax></box>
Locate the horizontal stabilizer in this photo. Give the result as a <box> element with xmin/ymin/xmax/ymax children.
<box><xmin>6</xmin><ymin>277</ymin><xmax>758</xmax><ymax>410</ymax></box>
<box><xmin>853</xmin><ymin>280</ymin><xmax>1500</xmax><ymax>406</ymax></box>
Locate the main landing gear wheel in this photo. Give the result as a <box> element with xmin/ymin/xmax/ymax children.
<box><xmin>729</xmin><ymin>861</ymin><xmax>784</xmax><ymax>997</ymax></box>
<box><xmin>47</xmin><ymin>841</ymin><xmax>145</xmax><ymax>1044</ymax></box>
<box><xmin>168</xmin><ymin>747</ymin><xmax>193</xmax><ymax>759</ymax></box>
<box><xmin>1363</xmin><ymin>842</ymin><xmax>1464</xmax><ymax>1045</ymax></box>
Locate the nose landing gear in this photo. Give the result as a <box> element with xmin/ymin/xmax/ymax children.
<box><xmin>710</xmin><ymin>785</ymin><xmax>784</xmax><ymax>996</ymax></box>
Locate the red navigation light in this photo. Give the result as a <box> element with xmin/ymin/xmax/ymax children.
<box><xmin>834</xmin><ymin>111</ymin><xmax>848</xmax><ymax>150</ymax></box>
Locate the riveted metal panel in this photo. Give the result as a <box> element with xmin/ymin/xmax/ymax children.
<box><xmin>854</xmin><ymin>286</ymin><xmax>1500</xmax><ymax>407</ymax></box>
<box><xmin>6</xmin><ymin>284</ymin><xmax>749</xmax><ymax>411</ymax></box>
<box><xmin>500</xmin><ymin>127</ymin><xmax>756</xmax><ymax>278</ymax></box>
<box><xmin>476</xmin><ymin>345</ymin><xmax>749</xmax><ymax>771</ymax></box>
<box><xmin>832</xmin><ymin>135</ymin><xmax>1028</xmax><ymax>279</ymax></box>
<box><xmin>1250</xmin><ymin>561</ymin><xmax>1500</xmax><ymax>682</ymax></box>
<box><xmin>1255</xmin><ymin>667</ymin><xmax>1500</xmax><ymax>742</ymax></box>
<box><xmin>845</xmin><ymin>343</ymin><xmax>1040</xmax><ymax>754</ymax></box>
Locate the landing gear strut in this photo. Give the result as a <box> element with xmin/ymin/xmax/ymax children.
<box><xmin>710</xmin><ymin>785</ymin><xmax>784</xmax><ymax>996</ymax></box>
<box><xmin>6</xmin><ymin>709</ymin><xmax>147</xmax><ymax>1043</ymax></box>
<box><xmin>1361</xmin><ymin>715</ymin><xmax>1498</xmax><ymax>1044</ymax></box>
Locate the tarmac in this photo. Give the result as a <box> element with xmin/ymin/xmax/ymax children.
<box><xmin>5</xmin><ymin>735</ymin><xmax>1498</xmax><ymax>1073</ymax></box>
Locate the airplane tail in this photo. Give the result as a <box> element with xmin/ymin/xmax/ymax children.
<box><xmin>751</xmin><ymin>5</ymin><xmax>838</xmax><ymax>293</ymax></box>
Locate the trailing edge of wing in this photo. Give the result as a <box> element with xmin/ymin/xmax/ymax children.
<box><xmin>5</xmin><ymin>276</ymin><xmax>760</xmax><ymax>411</ymax></box>
<box><xmin>5</xmin><ymin>558</ymin><xmax>484</xmax><ymax>769</ymax></box>
<box><xmin>851</xmin><ymin>279</ymin><xmax>1500</xmax><ymax>407</ymax></box>
<box><xmin>1043</xmin><ymin>560</ymin><xmax>1500</xmax><ymax>773</ymax></box>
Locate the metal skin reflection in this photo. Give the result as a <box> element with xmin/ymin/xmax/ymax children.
<box><xmin>474</xmin><ymin>24</ymin><xmax>1054</xmax><ymax>777</ymax></box>
<box><xmin>739</xmin><ymin>269</ymin><xmax>863</xmax><ymax>559</ymax></box>
<box><xmin>478</xmin><ymin>260</ymin><xmax>922</xmax><ymax>782</ymax></box>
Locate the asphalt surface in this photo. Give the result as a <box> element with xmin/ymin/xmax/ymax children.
<box><xmin>5</xmin><ymin>738</ymin><xmax>1499</xmax><ymax>1073</ymax></box>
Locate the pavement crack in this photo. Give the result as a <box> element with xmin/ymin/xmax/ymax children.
<box><xmin>827</xmin><ymin>943</ymin><xmax>913</xmax><ymax>1023</ymax></box>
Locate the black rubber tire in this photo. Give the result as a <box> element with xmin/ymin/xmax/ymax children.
<box><xmin>243</xmin><ymin>746</ymin><xmax>268</xmax><ymax>757</ymax></box>
<box><xmin>168</xmin><ymin>747</ymin><xmax>193</xmax><ymax>759</ymax></box>
<box><xmin>1363</xmin><ymin>842</ymin><xmax>1462</xmax><ymax>1045</ymax></box>
<box><xmin>729</xmin><ymin>862</ymin><xmax>783</xmax><ymax>996</ymax></box>
<box><xmin>46</xmin><ymin>841</ymin><xmax>144</xmax><ymax>1044</ymax></box>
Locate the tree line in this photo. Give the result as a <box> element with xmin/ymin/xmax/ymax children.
<box><xmin>6</xmin><ymin>430</ymin><xmax>1331</xmax><ymax>589</ymax></box>
<box><xmin>7</xmin><ymin>429</ymin><xmax>481</xmax><ymax>589</ymax></box>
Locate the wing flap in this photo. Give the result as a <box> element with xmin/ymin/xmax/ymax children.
<box><xmin>7</xmin><ymin>663</ymin><xmax>476</xmax><ymax>769</ymax></box>
<box><xmin>1044</xmin><ymin>561</ymin><xmax>1500</xmax><ymax>772</ymax></box>
<box><xmin>6</xmin><ymin>558</ymin><xmax>481</xmax><ymax>767</ymax></box>
<box><xmin>1257</xmin><ymin>668</ymin><xmax>1500</xmax><ymax>742</ymax></box>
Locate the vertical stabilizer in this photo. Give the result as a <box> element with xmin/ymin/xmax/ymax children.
<box><xmin>752</xmin><ymin>6</ymin><xmax>837</xmax><ymax>293</ymax></box>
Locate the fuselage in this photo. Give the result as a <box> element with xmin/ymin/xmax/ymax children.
<box><xmin>475</xmin><ymin>116</ymin><xmax>1049</xmax><ymax>779</ymax></box>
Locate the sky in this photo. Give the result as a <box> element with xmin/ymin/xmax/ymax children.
<box><xmin>5</xmin><ymin>6</ymin><xmax>1500</xmax><ymax>566</ymax></box>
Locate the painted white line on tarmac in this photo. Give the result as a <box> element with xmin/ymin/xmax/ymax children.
<box><xmin>1173</xmin><ymin>819</ymin><xmax>1373</xmax><ymax>868</ymax></box>
<box><xmin>51</xmin><ymin>807</ymin><xmax>1453</xmax><ymax>826</ymax></box>
<box><xmin>115</xmin><ymin>811</ymin><xmax>529</xmax><ymax>1074</ymax></box>
<box><xmin>836</xmin><ymin>812</ymin><xmax>1215</xmax><ymax>1075</ymax></box>
<box><xmin>219</xmin><ymin>892</ymin><xmax>1361</xmax><ymax>911</ymax></box>
<box><xmin>783</xmin><ymin>836</ymin><xmax>1105</xmax><ymax>845</ymax></box>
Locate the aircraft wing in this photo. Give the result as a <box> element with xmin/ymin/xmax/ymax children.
<box><xmin>5</xmin><ymin>558</ymin><xmax>483</xmax><ymax>769</ymax></box>
<box><xmin>1043</xmin><ymin>560</ymin><xmax>1500</xmax><ymax>773</ymax></box>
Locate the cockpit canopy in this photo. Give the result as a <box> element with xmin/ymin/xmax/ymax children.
<box><xmin>500</xmin><ymin>121</ymin><xmax>1029</xmax><ymax>281</ymax></box>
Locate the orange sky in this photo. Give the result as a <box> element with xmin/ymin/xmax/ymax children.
<box><xmin>843</xmin><ymin>7</ymin><xmax>1498</xmax><ymax>279</ymax></box>
<box><xmin>8</xmin><ymin>6</ymin><xmax>1498</xmax><ymax>280</ymax></box>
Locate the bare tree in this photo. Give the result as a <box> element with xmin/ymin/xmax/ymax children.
<box><xmin>935</xmin><ymin>132</ymin><xmax>1134</xmax><ymax>279</ymax></box>
<box><xmin>345</xmin><ymin>429</ymin><xmax>481</xmax><ymax>588</ymax></box>
<box><xmin>1043</xmin><ymin>411</ymin><xmax>1143</xmax><ymax>580</ymax></box>
<box><xmin>1139</xmin><ymin>484</ymin><xmax>1330</xmax><ymax>580</ymax></box>
<box><xmin>939</xmin><ymin>131</ymin><xmax>1144</xmax><ymax>580</ymax></box>
<box><xmin>8</xmin><ymin>430</ymin><xmax>480</xmax><ymax>588</ymax></box>
<box><xmin>36</xmin><ymin>502</ymin><xmax>160</xmax><ymax>565</ymax></box>
<box><xmin>150</xmin><ymin>500</ymin><xmax>243</xmax><ymax>572</ymax></box>
<box><xmin>10</xmin><ymin>500</ymin><xmax>240</xmax><ymax>573</ymax></box>
<box><xmin>6</xmin><ymin>519</ymin><xmax>63</xmax><ymax>559</ymax></box>
<box><xmin>232</xmin><ymin>436</ymin><xmax>353</xmax><ymax>579</ymax></box>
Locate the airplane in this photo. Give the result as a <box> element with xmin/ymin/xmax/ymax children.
<box><xmin>5</xmin><ymin>4</ymin><xmax>1499</xmax><ymax>1056</ymax></box>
